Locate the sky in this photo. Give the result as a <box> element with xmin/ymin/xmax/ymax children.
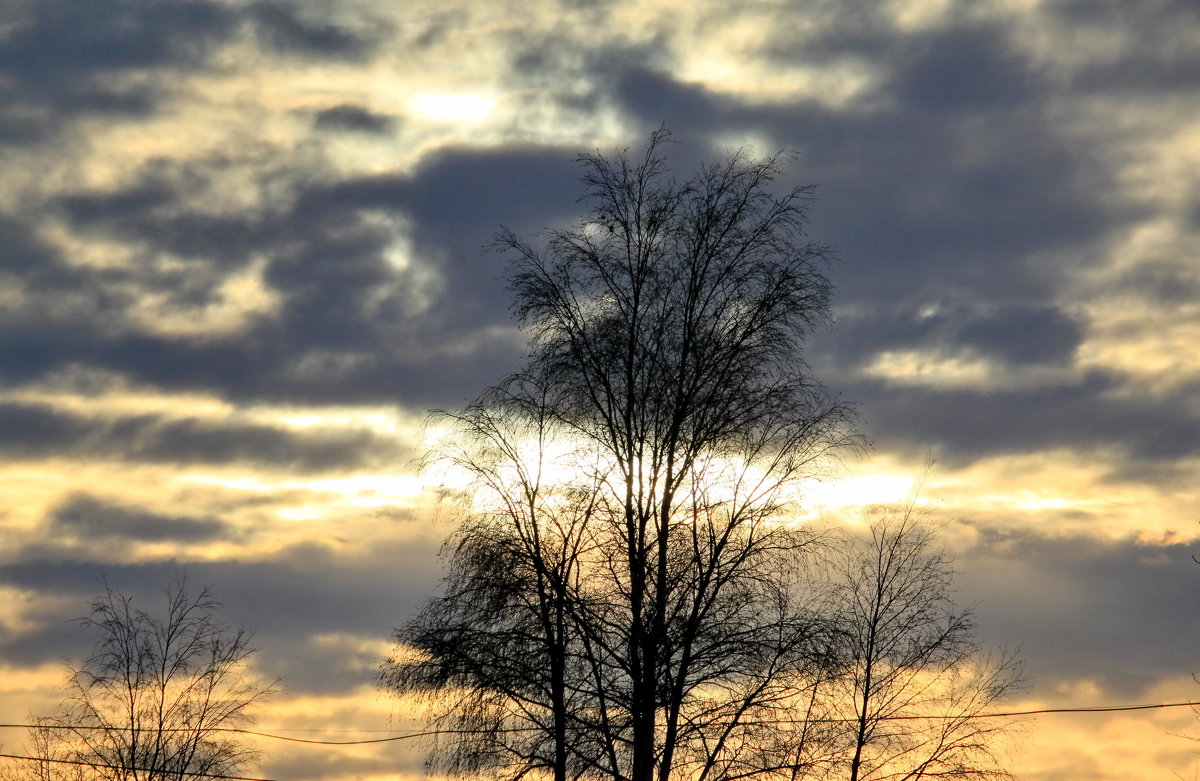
<box><xmin>0</xmin><ymin>0</ymin><xmax>1198</xmax><ymax>779</ymax></box>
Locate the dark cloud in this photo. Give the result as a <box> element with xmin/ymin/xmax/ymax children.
<box><xmin>1103</xmin><ymin>255</ymin><xmax>1200</xmax><ymax>310</ymax></box>
<box><xmin>0</xmin><ymin>559</ymin><xmax>180</xmax><ymax>666</ymax></box>
<box><xmin>1046</xmin><ymin>0</ymin><xmax>1200</xmax><ymax>94</ymax></box>
<box><xmin>349</xmin><ymin>143</ymin><xmax>585</xmax><ymax>319</ymax></box>
<box><xmin>8</xmin><ymin>21</ymin><xmax>1092</xmax><ymax>414</ymax></box>
<box><xmin>0</xmin><ymin>1</ymin><xmax>233</xmax><ymax>74</ymax></box>
<box><xmin>0</xmin><ymin>214</ymin><xmax>59</xmax><ymax>274</ymax></box>
<box><xmin>133</xmin><ymin>415</ymin><xmax>405</xmax><ymax>470</ymax></box>
<box><xmin>0</xmin><ymin>13</ymin><xmax>1147</xmax><ymax>447</ymax></box>
<box><xmin>781</xmin><ymin>110</ymin><xmax>1112</xmax><ymax>306</ymax></box>
<box><xmin>0</xmin><ymin>142</ymin><xmax>557</xmax><ymax>406</ymax></box>
<box><xmin>759</xmin><ymin>8</ymin><xmax>1042</xmax><ymax>110</ymax></box>
<box><xmin>58</xmin><ymin>180</ymin><xmax>178</xmax><ymax>226</ymax></box>
<box><xmin>57</xmin><ymin>144</ymin><xmax>581</xmax><ymax>406</ymax></box>
<box><xmin>0</xmin><ymin>401</ymin><xmax>405</xmax><ymax>472</ymax></box>
<box><xmin>3</xmin><ymin>522</ymin><xmax>1197</xmax><ymax>704</ymax></box>
<box><xmin>888</xmin><ymin>25</ymin><xmax>1040</xmax><ymax>111</ymax></box>
<box><xmin>49</xmin><ymin>493</ymin><xmax>230</xmax><ymax>543</ymax></box>
<box><xmin>290</xmin><ymin>144</ymin><xmax>582</xmax><ymax>243</ymax></box>
<box><xmin>53</xmin><ymin>158</ymin><xmax>284</xmax><ymax>272</ymax></box>
<box><xmin>757</xmin><ymin>1</ymin><xmax>889</xmax><ymax>64</ymax></box>
<box><xmin>956</xmin><ymin>530</ymin><xmax>1200</xmax><ymax>698</ymax></box>
<box><xmin>955</xmin><ymin>306</ymin><xmax>1084</xmax><ymax>364</ymax></box>
<box><xmin>249</xmin><ymin>1</ymin><xmax>385</xmax><ymax>60</ymax></box>
<box><xmin>824</xmin><ymin>303</ymin><xmax>1085</xmax><ymax>369</ymax></box>
<box><xmin>1098</xmin><ymin>446</ymin><xmax>1200</xmax><ymax>487</ymax></box>
<box><xmin>614</xmin><ymin>67</ymin><xmax>722</xmax><ymax>136</ymax></box>
<box><xmin>1048</xmin><ymin>0</ymin><xmax>1200</xmax><ymax>20</ymax></box>
<box><xmin>0</xmin><ymin>73</ymin><xmax>1117</xmax><ymax>414</ymax></box>
<box><xmin>199</xmin><ymin>539</ymin><xmax>446</xmax><ymax>672</ymax></box>
<box><xmin>0</xmin><ymin>317</ymin><xmax>521</xmax><ymax>410</ymax></box>
<box><xmin>0</xmin><ymin>0</ymin><xmax>237</xmax><ymax>142</ymax></box>
<box><xmin>607</xmin><ymin>34</ymin><xmax>1118</xmax><ymax>311</ymax></box>
<box><xmin>0</xmin><ymin>1</ymin><xmax>386</xmax><ymax>146</ymax></box>
<box><xmin>844</xmin><ymin>371</ymin><xmax>1200</xmax><ymax>465</ymax></box>
<box><xmin>0</xmin><ymin>110</ymin><xmax>46</xmax><ymax>146</ymax></box>
<box><xmin>1072</xmin><ymin>49</ymin><xmax>1200</xmax><ymax>95</ymax></box>
<box><xmin>312</xmin><ymin>104</ymin><xmax>396</xmax><ymax>134</ymax></box>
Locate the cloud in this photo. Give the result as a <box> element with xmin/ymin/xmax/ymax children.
<box><xmin>955</xmin><ymin>529</ymin><xmax>1200</xmax><ymax>699</ymax></box>
<box><xmin>0</xmin><ymin>0</ymin><xmax>234</xmax><ymax>75</ymax></box>
<box><xmin>954</xmin><ymin>306</ymin><xmax>1085</xmax><ymax>365</ymax></box>
<box><xmin>0</xmin><ymin>139</ymin><xmax>592</xmax><ymax>408</ymax></box>
<box><xmin>51</xmin><ymin>156</ymin><xmax>291</xmax><ymax>272</ymax></box>
<box><xmin>0</xmin><ymin>0</ymin><xmax>238</xmax><ymax>144</ymax></box>
<box><xmin>0</xmin><ymin>401</ymin><xmax>405</xmax><ymax>472</ymax></box>
<box><xmin>1046</xmin><ymin>0</ymin><xmax>1200</xmax><ymax>94</ymax></box>
<box><xmin>7</xmin><ymin>7</ymin><xmax>1128</xmax><ymax>415</ymax></box>
<box><xmin>887</xmin><ymin>24</ymin><xmax>1040</xmax><ymax>111</ymax></box>
<box><xmin>248</xmin><ymin>1</ymin><xmax>387</xmax><ymax>60</ymax></box>
<box><xmin>360</xmin><ymin>143</ymin><xmax>586</xmax><ymax>318</ymax></box>
<box><xmin>827</xmin><ymin>303</ymin><xmax>1086</xmax><ymax>369</ymax></box>
<box><xmin>48</xmin><ymin>493</ymin><xmax>230</xmax><ymax>543</ymax></box>
<box><xmin>614</xmin><ymin>67</ymin><xmax>723</xmax><ymax>136</ymax></box>
<box><xmin>0</xmin><ymin>214</ymin><xmax>59</xmax><ymax>275</ymax></box>
<box><xmin>311</xmin><ymin>104</ymin><xmax>397</xmax><ymax>134</ymax></box>
<box><xmin>843</xmin><ymin>371</ymin><xmax>1200</xmax><ymax>465</ymax></box>
<box><xmin>607</xmin><ymin>59</ymin><xmax>1117</xmax><ymax>312</ymax></box>
<box><xmin>1116</xmin><ymin>258</ymin><xmax>1200</xmax><ymax>307</ymax></box>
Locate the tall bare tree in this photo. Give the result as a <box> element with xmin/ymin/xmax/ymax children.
<box><xmin>507</xmin><ymin>126</ymin><xmax>862</xmax><ymax>781</ymax></box>
<box><xmin>384</xmin><ymin>378</ymin><xmax>604</xmax><ymax>781</ymax></box>
<box><xmin>20</xmin><ymin>576</ymin><xmax>275</xmax><ymax>781</ymax></box>
<box><xmin>384</xmin><ymin>129</ymin><xmax>861</xmax><ymax>781</ymax></box>
<box><xmin>830</xmin><ymin>506</ymin><xmax>1022</xmax><ymax>781</ymax></box>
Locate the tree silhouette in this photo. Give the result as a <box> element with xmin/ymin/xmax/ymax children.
<box><xmin>385</xmin><ymin>129</ymin><xmax>1016</xmax><ymax>781</ymax></box>
<box><xmin>20</xmin><ymin>576</ymin><xmax>275</xmax><ymax>781</ymax></box>
<box><xmin>830</xmin><ymin>505</ymin><xmax>1022</xmax><ymax>781</ymax></box>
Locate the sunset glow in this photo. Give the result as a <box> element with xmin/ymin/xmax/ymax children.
<box><xmin>0</xmin><ymin>1</ymin><xmax>1197</xmax><ymax>780</ymax></box>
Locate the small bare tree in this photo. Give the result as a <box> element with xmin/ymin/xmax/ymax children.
<box><xmin>20</xmin><ymin>575</ymin><xmax>275</xmax><ymax>781</ymax></box>
<box><xmin>831</xmin><ymin>506</ymin><xmax>1022</xmax><ymax>781</ymax></box>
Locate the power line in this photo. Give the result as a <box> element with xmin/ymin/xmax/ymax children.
<box><xmin>0</xmin><ymin>724</ymin><xmax>453</xmax><ymax>746</ymax></box>
<box><xmin>217</xmin><ymin>727</ymin><xmax>489</xmax><ymax>746</ymax></box>
<box><xmin>3</xmin><ymin>700</ymin><xmax>1198</xmax><ymax>746</ymax></box>
<box><xmin>881</xmin><ymin>700</ymin><xmax>1200</xmax><ymax>721</ymax></box>
<box><xmin>0</xmin><ymin>752</ymin><xmax>282</xmax><ymax>781</ymax></box>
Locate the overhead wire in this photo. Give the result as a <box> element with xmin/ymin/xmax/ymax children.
<box><xmin>1</xmin><ymin>702</ymin><xmax>1196</xmax><ymax>781</ymax></box>
<box><xmin>0</xmin><ymin>752</ymin><xmax>282</xmax><ymax>781</ymax></box>
<box><xmin>1</xmin><ymin>700</ymin><xmax>1198</xmax><ymax>746</ymax></box>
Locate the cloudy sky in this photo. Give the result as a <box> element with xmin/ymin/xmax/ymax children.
<box><xmin>1</xmin><ymin>0</ymin><xmax>1198</xmax><ymax>779</ymax></box>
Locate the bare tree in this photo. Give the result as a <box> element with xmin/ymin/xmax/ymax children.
<box><xmin>384</xmin><ymin>129</ymin><xmax>861</xmax><ymax>781</ymax></box>
<box><xmin>16</xmin><ymin>716</ymin><xmax>89</xmax><ymax>781</ymax></box>
<box><xmin>383</xmin><ymin>378</ymin><xmax>604</xmax><ymax>781</ymax></box>
<box><xmin>829</xmin><ymin>505</ymin><xmax>1022</xmax><ymax>781</ymax></box>
<box><xmin>20</xmin><ymin>575</ymin><xmax>275</xmax><ymax>781</ymax></box>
